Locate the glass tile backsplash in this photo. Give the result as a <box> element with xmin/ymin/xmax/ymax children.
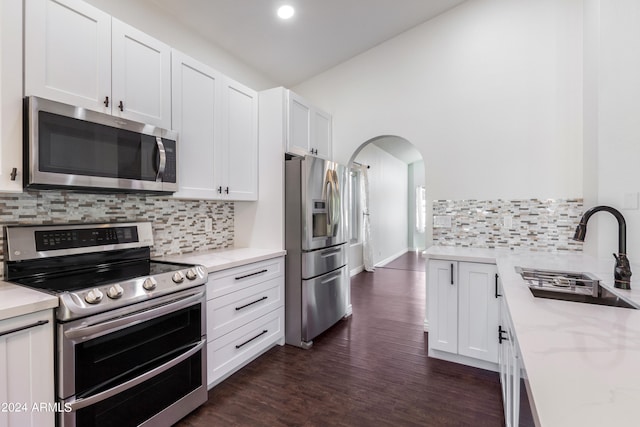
<box><xmin>432</xmin><ymin>198</ymin><xmax>583</xmax><ymax>252</ymax></box>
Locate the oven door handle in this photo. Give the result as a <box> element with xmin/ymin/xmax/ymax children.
<box><xmin>65</xmin><ymin>338</ymin><xmax>205</xmax><ymax>411</ymax></box>
<box><xmin>64</xmin><ymin>290</ymin><xmax>204</xmax><ymax>341</ymax></box>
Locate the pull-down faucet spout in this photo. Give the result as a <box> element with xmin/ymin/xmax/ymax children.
<box><xmin>572</xmin><ymin>205</ymin><xmax>632</xmax><ymax>289</ymax></box>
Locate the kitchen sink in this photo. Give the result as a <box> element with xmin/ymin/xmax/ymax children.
<box><xmin>515</xmin><ymin>266</ymin><xmax>638</xmax><ymax>309</ymax></box>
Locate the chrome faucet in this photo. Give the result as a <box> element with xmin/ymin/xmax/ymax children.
<box><xmin>573</xmin><ymin>205</ymin><xmax>632</xmax><ymax>289</ymax></box>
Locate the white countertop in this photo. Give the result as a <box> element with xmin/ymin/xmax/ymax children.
<box><xmin>0</xmin><ymin>247</ymin><xmax>284</xmax><ymax>322</ymax></box>
<box><xmin>425</xmin><ymin>246</ymin><xmax>640</xmax><ymax>427</ymax></box>
<box><xmin>158</xmin><ymin>247</ymin><xmax>286</xmax><ymax>273</ymax></box>
<box><xmin>0</xmin><ymin>281</ymin><xmax>58</xmax><ymax>322</ymax></box>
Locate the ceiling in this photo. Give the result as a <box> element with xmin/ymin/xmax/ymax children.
<box><xmin>146</xmin><ymin>0</ymin><xmax>467</xmax><ymax>87</ymax></box>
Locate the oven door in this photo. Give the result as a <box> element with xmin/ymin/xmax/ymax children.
<box><xmin>58</xmin><ymin>288</ymin><xmax>206</xmax><ymax>427</ymax></box>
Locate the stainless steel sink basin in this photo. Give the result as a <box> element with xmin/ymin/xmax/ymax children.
<box><xmin>515</xmin><ymin>266</ymin><xmax>638</xmax><ymax>309</ymax></box>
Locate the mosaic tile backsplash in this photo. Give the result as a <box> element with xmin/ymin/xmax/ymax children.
<box><xmin>0</xmin><ymin>191</ymin><xmax>234</xmax><ymax>262</ymax></box>
<box><xmin>432</xmin><ymin>198</ymin><xmax>583</xmax><ymax>251</ymax></box>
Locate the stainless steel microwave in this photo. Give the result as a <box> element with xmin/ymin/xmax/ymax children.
<box><xmin>24</xmin><ymin>96</ymin><xmax>178</xmax><ymax>193</ymax></box>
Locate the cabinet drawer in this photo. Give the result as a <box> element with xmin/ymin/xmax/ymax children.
<box><xmin>207</xmin><ymin>308</ymin><xmax>283</xmax><ymax>386</ymax></box>
<box><xmin>207</xmin><ymin>276</ymin><xmax>284</xmax><ymax>341</ymax></box>
<box><xmin>207</xmin><ymin>257</ymin><xmax>284</xmax><ymax>298</ymax></box>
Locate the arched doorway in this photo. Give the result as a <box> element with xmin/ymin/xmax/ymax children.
<box><xmin>347</xmin><ymin>135</ymin><xmax>425</xmax><ymax>274</ymax></box>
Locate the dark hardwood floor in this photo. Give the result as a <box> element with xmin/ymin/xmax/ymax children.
<box><xmin>177</xmin><ymin>252</ymin><xmax>504</xmax><ymax>427</ymax></box>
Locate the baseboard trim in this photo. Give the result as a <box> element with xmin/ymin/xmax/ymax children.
<box><xmin>350</xmin><ymin>265</ymin><xmax>364</xmax><ymax>276</ymax></box>
<box><xmin>375</xmin><ymin>248</ymin><xmax>409</xmax><ymax>268</ymax></box>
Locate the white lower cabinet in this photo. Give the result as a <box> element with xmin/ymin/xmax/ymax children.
<box><xmin>0</xmin><ymin>310</ymin><xmax>54</xmax><ymax>427</ymax></box>
<box><xmin>428</xmin><ymin>259</ymin><xmax>501</xmax><ymax>367</ymax></box>
<box><xmin>206</xmin><ymin>257</ymin><xmax>284</xmax><ymax>388</ymax></box>
<box><xmin>498</xmin><ymin>293</ymin><xmax>521</xmax><ymax>427</ymax></box>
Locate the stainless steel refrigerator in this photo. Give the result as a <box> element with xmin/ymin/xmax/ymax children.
<box><xmin>285</xmin><ymin>155</ymin><xmax>349</xmax><ymax>348</ymax></box>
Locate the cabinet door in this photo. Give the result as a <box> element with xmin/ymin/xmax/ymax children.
<box><xmin>221</xmin><ymin>78</ymin><xmax>258</xmax><ymax>201</ymax></box>
<box><xmin>112</xmin><ymin>18</ymin><xmax>171</xmax><ymax>128</ymax></box>
<box><xmin>427</xmin><ymin>259</ymin><xmax>458</xmax><ymax>353</ymax></box>
<box><xmin>0</xmin><ymin>310</ymin><xmax>54</xmax><ymax>427</ymax></box>
<box><xmin>286</xmin><ymin>91</ymin><xmax>311</xmax><ymax>156</ymax></box>
<box><xmin>0</xmin><ymin>0</ymin><xmax>23</xmax><ymax>192</ymax></box>
<box><xmin>171</xmin><ymin>50</ymin><xmax>221</xmax><ymax>199</ymax></box>
<box><xmin>458</xmin><ymin>262</ymin><xmax>500</xmax><ymax>363</ymax></box>
<box><xmin>311</xmin><ymin>108</ymin><xmax>332</xmax><ymax>160</ymax></box>
<box><xmin>25</xmin><ymin>0</ymin><xmax>111</xmax><ymax>112</ymax></box>
<box><xmin>498</xmin><ymin>297</ymin><xmax>512</xmax><ymax>425</ymax></box>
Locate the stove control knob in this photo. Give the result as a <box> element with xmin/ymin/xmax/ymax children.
<box><xmin>85</xmin><ymin>288</ymin><xmax>104</xmax><ymax>304</ymax></box>
<box><xmin>143</xmin><ymin>277</ymin><xmax>157</xmax><ymax>291</ymax></box>
<box><xmin>107</xmin><ymin>284</ymin><xmax>124</xmax><ymax>299</ymax></box>
<box><xmin>186</xmin><ymin>269</ymin><xmax>198</xmax><ymax>280</ymax></box>
<box><xmin>172</xmin><ymin>271</ymin><xmax>185</xmax><ymax>284</ymax></box>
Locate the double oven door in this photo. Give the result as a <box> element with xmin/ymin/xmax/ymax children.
<box><xmin>57</xmin><ymin>287</ymin><xmax>207</xmax><ymax>427</ymax></box>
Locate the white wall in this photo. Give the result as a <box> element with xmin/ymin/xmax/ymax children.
<box><xmin>586</xmin><ymin>0</ymin><xmax>640</xmax><ymax>265</ymax></box>
<box><xmin>84</xmin><ymin>0</ymin><xmax>275</xmax><ymax>90</ymax></box>
<box><xmin>355</xmin><ymin>144</ymin><xmax>408</xmax><ymax>266</ymax></box>
<box><xmin>294</xmin><ymin>0</ymin><xmax>584</xmax><ymax>246</ymax></box>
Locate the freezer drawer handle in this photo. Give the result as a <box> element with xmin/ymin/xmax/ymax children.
<box><xmin>235</xmin><ymin>296</ymin><xmax>268</xmax><ymax>311</ymax></box>
<box><xmin>320</xmin><ymin>273</ymin><xmax>341</xmax><ymax>284</ymax></box>
<box><xmin>320</xmin><ymin>248</ymin><xmax>341</xmax><ymax>258</ymax></box>
<box><xmin>0</xmin><ymin>320</ymin><xmax>48</xmax><ymax>338</ymax></box>
<box><xmin>235</xmin><ymin>269</ymin><xmax>268</xmax><ymax>281</ymax></box>
<box><xmin>235</xmin><ymin>329</ymin><xmax>268</xmax><ymax>349</ymax></box>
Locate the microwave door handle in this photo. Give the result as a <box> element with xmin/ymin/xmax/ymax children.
<box><xmin>155</xmin><ymin>137</ymin><xmax>167</xmax><ymax>182</ymax></box>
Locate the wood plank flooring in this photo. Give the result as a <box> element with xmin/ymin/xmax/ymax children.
<box><xmin>177</xmin><ymin>252</ymin><xmax>505</xmax><ymax>426</ymax></box>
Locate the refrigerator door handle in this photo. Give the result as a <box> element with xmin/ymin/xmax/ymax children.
<box><xmin>327</xmin><ymin>169</ymin><xmax>341</xmax><ymax>237</ymax></box>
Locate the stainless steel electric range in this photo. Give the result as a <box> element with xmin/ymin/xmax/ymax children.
<box><xmin>4</xmin><ymin>222</ymin><xmax>208</xmax><ymax>427</ymax></box>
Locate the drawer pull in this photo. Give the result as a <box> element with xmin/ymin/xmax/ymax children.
<box><xmin>495</xmin><ymin>273</ymin><xmax>502</xmax><ymax>298</ymax></box>
<box><xmin>235</xmin><ymin>296</ymin><xmax>268</xmax><ymax>311</ymax></box>
<box><xmin>498</xmin><ymin>325</ymin><xmax>509</xmax><ymax>344</ymax></box>
<box><xmin>0</xmin><ymin>320</ymin><xmax>48</xmax><ymax>338</ymax></box>
<box><xmin>235</xmin><ymin>269</ymin><xmax>268</xmax><ymax>281</ymax></box>
<box><xmin>235</xmin><ymin>329</ymin><xmax>268</xmax><ymax>349</ymax></box>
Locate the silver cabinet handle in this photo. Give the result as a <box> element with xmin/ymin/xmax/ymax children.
<box><xmin>155</xmin><ymin>137</ymin><xmax>167</xmax><ymax>182</ymax></box>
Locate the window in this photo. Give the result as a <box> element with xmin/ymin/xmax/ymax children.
<box><xmin>349</xmin><ymin>169</ymin><xmax>361</xmax><ymax>243</ymax></box>
<box><xmin>416</xmin><ymin>185</ymin><xmax>426</xmax><ymax>233</ymax></box>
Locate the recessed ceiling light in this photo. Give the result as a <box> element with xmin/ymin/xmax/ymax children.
<box><xmin>277</xmin><ymin>5</ymin><xmax>295</xmax><ymax>20</ymax></box>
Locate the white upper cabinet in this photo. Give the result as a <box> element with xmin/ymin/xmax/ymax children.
<box><xmin>171</xmin><ymin>50</ymin><xmax>221</xmax><ymax>200</ymax></box>
<box><xmin>287</xmin><ymin>92</ymin><xmax>311</xmax><ymax>156</ymax></box>
<box><xmin>0</xmin><ymin>0</ymin><xmax>24</xmax><ymax>192</ymax></box>
<box><xmin>25</xmin><ymin>0</ymin><xmax>111</xmax><ymax>112</ymax></box>
<box><xmin>25</xmin><ymin>0</ymin><xmax>171</xmax><ymax>129</ymax></box>
<box><xmin>111</xmin><ymin>18</ymin><xmax>171</xmax><ymax>127</ymax></box>
<box><xmin>172</xmin><ymin>50</ymin><xmax>258</xmax><ymax>201</ymax></box>
<box><xmin>285</xmin><ymin>89</ymin><xmax>332</xmax><ymax>160</ymax></box>
<box><xmin>219</xmin><ymin>79</ymin><xmax>258</xmax><ymax>201</ymax></box>
<box><xmin>311</xmin><ymin>108</ymin><xmax>332</xmax><ymax>160</ymax></box>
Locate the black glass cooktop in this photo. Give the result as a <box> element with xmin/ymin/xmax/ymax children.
<box><xmin>9</xmin><ymin>260</ymin><xmax>188</xmax><ymax>294</ymax></box>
